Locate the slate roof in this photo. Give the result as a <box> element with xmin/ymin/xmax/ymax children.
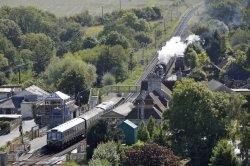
<box><xmin>126</xmin><ymin>107</ymin><xmax>162</xmax><ymax>120</ymax></box>
<box><xmin>102</xmin><ymin>102</ymin><xmax>134</xmax><ymax>118</ymax></box>
<box><xmin>208</xmin><ymin>79</ymin><xmax>233</xmax><ymax>92</ymax></box>
<box><xmin>0</xmin><ymin>99</ymin><xmax>15</xmax><ymax>109</ymax></box>
<box><xmin>0</xmin><ymin>97</ymin><xmax>23</xmax><ymax>109</ymax></box>
<box><xmin>46</xmin><ymin>91</ymin><xmax>70</xmax><ymax>100</ymax></box>
<box><xmin>25</xmin><ymin>85</ymin><xmax>50</xmax><ymax>97</ymax></box>
<box><xmin>149</xmin><ymin>92</ymin><xmax>166</xmax><ymax>112</ymax></box>
<box><xmin>68</xmin><ymin>104</ymin><xmax>79</xmax><ymax>112</ymax></box>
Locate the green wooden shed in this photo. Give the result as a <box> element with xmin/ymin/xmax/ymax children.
<box><xmin>118</xmin><ymin>119</ymin><xmax>138</xmax><ymax>145</ymax></box>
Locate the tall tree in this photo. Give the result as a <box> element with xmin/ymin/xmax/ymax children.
<box><xmin>138</xmin><ymin>121</ymin><xmax>150</xmax><ymax>142</ymax></box>
<box><xmin>96</xmin><ymin>45</ymin><xmax>128</xmax><ymax>82</ymax></box>
<box><xmin>210</xmin><ymin>140</ymin><xmax>240</xmax><ymax>166</ymax></box>
<box><xmin>0</xmin><ymin>33</ymin><xmax>17</xmax><ymax>65</ymax></box>
<box><xmin>20</xmin><ymin>33</ymin><xmax>54</xmax><ymax>73</ymax></box>
<box><xmin>44</xmin><ymin>54</ymin><xmax>96</xmax><ymax>96</ymax></box>
<box><xmin>0</xmin><ymin>19</ymin><xmax>22</xmax><ymax>47</ymax></box>
<box><xmin>168</xmin><ymin>78</ymin><xmax>227</xmax><ymax>165</ymax></box>
<box><xmin>184</xmin><ymin>47</ymin><xmax>197</xmax><ymax>69</ymax></box>
<box><xmin>239</xmin><ymin>95</ymin><xmax>250</xmax><ymax>165</ymax></box>
<box><xmin>147</xmin><ymin>115</ymin><xmax>158</xmax><ymax>139</ymax></box>
<box><xmin>87</xmin><ymin>119</ymin><xmax>124</xmax><ymax>159</ymax></box>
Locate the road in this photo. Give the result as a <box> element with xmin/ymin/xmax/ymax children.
<box><xmin>0</xmin><ymin>119</ymin><xmax>36</xmax><ymax>147</ymax></box>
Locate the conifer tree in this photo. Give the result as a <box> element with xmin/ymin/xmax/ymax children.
<box><xmin>138</xmin><ymin>121</ymin><xmax>150</xmax><ymax>142</ymax></box>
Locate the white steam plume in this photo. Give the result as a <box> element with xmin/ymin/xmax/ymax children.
<box><xmin>158</xmin><ymin>34</ymin><xmax>200</xmax><ymax>64</ymax></box>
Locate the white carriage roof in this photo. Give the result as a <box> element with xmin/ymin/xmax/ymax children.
<box><xmin>96</xmin><ymin>101</ymin><xmax>114</xmax><ymax>110</ymax></box>
<box><xmin>0</xmin><ymin>114</ymin><xmax>22</xmax><ymax>119</ymax></box>
<box><xmin>80</xmin><ymin>108</ymin><xmax>104</xmax><ymax>120</ymax></box>
<box><xmin>50</xmin><ymin>118</ymin><xmax>84</xmax><ymax>132</ymax></box>
<box><xmin>231</xmin><ymin>89</ymin><xmax>250</xmax><ymax>92</ymax></box>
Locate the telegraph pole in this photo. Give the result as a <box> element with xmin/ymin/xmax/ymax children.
<box><xmin>119</xmin><ymin>0</ymin><xmax>121</xmax><ymax>10</ymax></box>
<box><xmin>163</xmin><ymin>18</ymin><xmax>166</xmax><ymax>32</ymax></box>
<box><xmin>101</xmin><ymin>6</ymin><xmax>103</xmax><ymax>19</ymax></box>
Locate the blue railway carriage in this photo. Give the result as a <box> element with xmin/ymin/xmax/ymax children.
<box><xmin>47</xmin><ymin>99</ymin><xmax>116</xmax><ymax>149</ymax></box>
<box><xmin>47</xmin><ymin>117</ymin><xmax>85</xmax><ymax>149</ymax></box>
<box><xmin>79</xmin><ymin>107</ymin><xmax>104</xmax><ymax>130</ymax></box>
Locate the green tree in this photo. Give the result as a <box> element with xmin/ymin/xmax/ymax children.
<box><xmin>0</xmin><ymin>53</ymin><xmax>8</xmax><ymax>69</ymax></box>
<box><xmin>87</xmin><ymin>119</ymin><xmax>124</xmax><ymax>159</ymax></box>
<box><xmin>147</xmin><ymin>116</ymin><xmax>158</xmax><ymax>140</ymax></box>
<box><xmin>3</xmin><ymin>6</ymin><xmax>59</xmax><ymax>38</ymax></box>
<box><xmin>138</xmin><ymin>121</ymin><xmax>150</xmax><ymax>142</ymax></box>
<box><xmin>82</xmin><ymin>36</ymin><xmax>98</xmax><ymax>49</ymax></box>
<box><xmin>206</xmin><ymin>0</ymin><xmax>242</xmax><ymax>26</ymax></box>
<box><xmin>246</xmin><ymin>47</ymin><xmax>250</xmax><ymax>67</ymax></box>
<box><xmin>70</xmin><ymin>10</ymin><xmax>93</xmax><ymax>26</ymax></box>
<box><xmin>239</xmin><ymin>95</ymin><xmax>250</xmax><ymax>165</ymax></box>
<box><xmin>90</xmin><ymin>141</ymin><xmax>119</xmax><ymax>166</ymax></box>
<box><xmin>0</xmin><ymin>33</ymin><xmax>17</xmax><ymax>65</ymax></box>
<box><xmin>20</xmin><ymin>33</ymin><xmax>54</xmax><ymax>73</ymax></box>
<box><xmin>197</xmin><ymin>51</ymin><xmax>210</xmax><ymax>67</ymax></box>
<box><xmin>168</xmin><ymin>78</ymin><xmax>227</xmax><ymax>165</ymax></box>
<box><xmin>96</xmin><ymin>45</ymin><xmax>128</xmax><ymax>82</ymax></box>
<box><xmin>102</xmin><ymin>72</ymin><xmax>116</xmax><ymax>86</ymax></box>
<box><xmin>103</xmin><ymin>31</ymin><xmax>129</xmax><ymax>49</ymax></box>
<box><xmin>210</xmin><ymin>140</ymin><xmax>239</xmax><ymax>166</ymax></box>
<box><xmin>184</xmin><ymin>47</ymin><xmax>197</xmax><ymax>69</ymax></box>
<box><xmin>134</xmin><ymin>32</ymin><xmax>152</xmax><ymax>45</ymax></box>
<box><xmin>44</xmin><ymin>54</ymin><xmax>96</xmax><ymax>95</ymax></box>
<box><xmin>0</xmin><ymin>19</ymin><xmax>22</xmax><ymax>46</ymax></box>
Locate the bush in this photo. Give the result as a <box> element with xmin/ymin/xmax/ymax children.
<box><xmin>122</xmin><ymin>143</ymin><xmax>180</xmax><ymax>166</ymax></box>
<box><xmin>91</xmin><ymin>141</ymin><xmax>119</xmax><ymax>166</ymax></box>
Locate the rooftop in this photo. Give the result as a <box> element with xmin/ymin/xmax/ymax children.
<box><xmin>208</xmin><ymin>79</ymin><xmax>233</xmax><ymax>92</ymax></box>
<box><xmin>46</xmin><ymin>91</ymin><xmax>70</xmax><ymax>100</ymax></box>
<box><xmin>0</xmin><ymin>114</ymin><xmax>22</xmax><ymax>119</ymax></box>
<box><xmin>49</xmin><ymin>117</ymin><xmax>84</xmax><ymax>132</ymax></box>
<box><xmin>25</xmin><ymin>85</ymin><xmax>50</xmax><ymax>96</ymax></box>
<box><xmin>121</xmin><ymin>119</ymin><xmax>137</xmax><ymax>129</ymax></box>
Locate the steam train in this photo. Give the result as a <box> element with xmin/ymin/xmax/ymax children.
<box><xmin>155</xmin><ymin>56</ymin><xmax>176</xmax><ymax>77</ymax></box>
<box><xmin>47</xmin><ymin>100</ymin><xmax>115</xmax><ymax>149</ymax></box>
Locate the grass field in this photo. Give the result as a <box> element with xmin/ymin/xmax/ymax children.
<box><xmin>0</xmin><ymin>0</ymin><xmax>198</xmax><ymax>17</ymax></box>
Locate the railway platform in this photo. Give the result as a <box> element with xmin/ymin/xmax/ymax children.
<box><xmin>19</xmin><ymin>135</ymin><xmax>47</xmax><ymax>161</ymax></box>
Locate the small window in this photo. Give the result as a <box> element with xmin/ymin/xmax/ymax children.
<box><xmin>57</xmin><ymin>133</ymin><xmax>62</xmax><ymax>140</ymax></box>
<box><xmin>47</xmin><ymin>132</ymin><xmax>52</xmax><ymax>140</ymax></box>
<box><xmin>52</xmin><ymin>132</ymin><xmax>57</xmax><ymax>140</ymax></box>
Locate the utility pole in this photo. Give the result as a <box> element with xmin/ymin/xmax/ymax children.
<box><xmin>101</xmin><ymin>6</ymin><xmax>103</xmax><ymax>19</ymax></box>
<box><xmin>171</xmin><ymin>9</ymin><xmax>173</xmax><ymax>23</ymax></box>
<box><xmin>154</xmin><ymin>30</ymin><xmax>157</xmax><ymax>48</ymax></box>
<box><xmin>119</xmin><ymin>0</ymin><xmax>121</xmax><ymax>10</ymax></box>
<box><xmin>163</xmin><ymin>18</ymin><xmax>166</xmax><ymax>32</ymax></box>
<box><xmin>18</xmin><ymin>68</ymin><xmax>21</xmax><ymax>84</ymax></box>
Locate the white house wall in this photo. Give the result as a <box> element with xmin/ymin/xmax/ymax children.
<box><xmin>20</xmin><ymin>102</ymin><xmax>33</xmax><ymax>119</ymax></box>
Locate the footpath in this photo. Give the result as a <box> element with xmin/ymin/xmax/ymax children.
<box><xmin>0</xmin><ymin>119</ymin><xmax>36</xmax><ymax>147</ymax></box>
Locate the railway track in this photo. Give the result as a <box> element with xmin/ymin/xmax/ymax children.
<box><xmin>124</xmin><ymin>2</ymin><xmax>204</xmax><ymax>103</ymax></box>
<box><xmin>18</xmin><ymin>139</ymin><xmax>86</xmax><ymax>165</ymax></box>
